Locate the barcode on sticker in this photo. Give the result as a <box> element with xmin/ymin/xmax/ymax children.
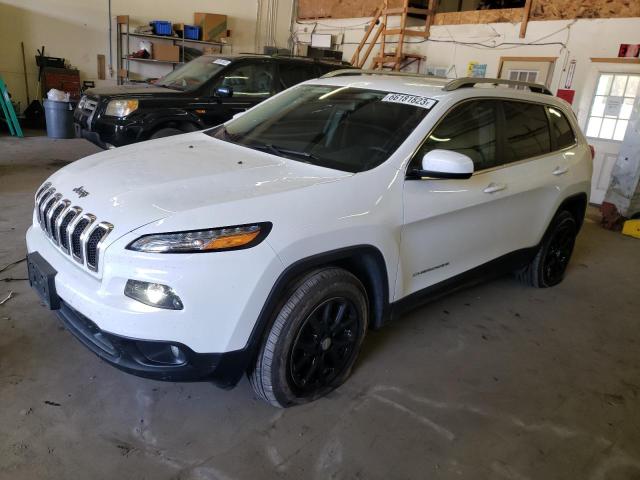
<box><xmin>382</xmin><ymin>93</ymin><xmax>436</xmax><ymax>109</ymax></box>
<box><xmin>213</xmin><ymin>58</ymin><xmax>231</xmax><ymax>66</ymax></box>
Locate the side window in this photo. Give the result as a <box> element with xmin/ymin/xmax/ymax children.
<box><xmin>279</xmin><ymin>62</ymin><xmax>315</xmax><ymax>89</ymax></box>
<box><xmin>547</xmin><ymin>106</ymin><xmax>576</xmax><ymax>149</ymax></box>
<box><xmin>415</xmin><ymin>100</ymin><xmax>498</xmax><ymax>171</ymax></box>
<box><xmin>502</xmin><ymin>101</ymin><xmax>551</xmax><ymax>162</ymax></box>
<box><xmin>215</xmin><ymin>62</ymin><xmax>274</xmax><ymax>97</ymax></box>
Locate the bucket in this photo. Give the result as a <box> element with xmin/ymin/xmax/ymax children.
<box><xmin>43</xmin><ymin>99</ymin><xmax>75</xmax><ymax>139</ymax></box>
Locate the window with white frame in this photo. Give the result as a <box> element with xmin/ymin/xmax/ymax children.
<box><xmin>586</xmin><ymin>73</ymin><xmax>640</xmax><ymax>141</ymax></box>
<box><xmin>508</xmin><ymin>70</ymin><xmax>538</xmax><ymax>89</ymax></box>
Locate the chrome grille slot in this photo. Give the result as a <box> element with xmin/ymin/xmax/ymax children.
<box><xmin>58</xmin><ymin>207</ymin><xmax>81</xmax><ymax>252</ymax></box>
<box><xmin>42</xmin><ymin>194</ymin><xmax>60</xmax><ymax>235</ymax></box>
<box><xmin>71</xmin><ymin>216</ymin><xmax>92</xmax><ymax>262</ymax></box>
<box><xmin>85</xmin><ymin>223</ymin><xmax>113</xmax><ymax>272</ymax></box>
<box><xmin>33</xmin><ymin>183</ymin><xmax>114</xmax><ymax>273</ymax></box>
<box><xmin>49</xmin><ymin>201</ymin><xmax>70</xmax><ymax>243</ymax></box>
<box><xmin>37</xmin><ymin>188</ymin><xmax>55</xmax><ymax>227</ymax></box>
<box><xmin>35</xmin><ymin>182</ymin><xmax>52</xmax><ymax>201</ymax></box>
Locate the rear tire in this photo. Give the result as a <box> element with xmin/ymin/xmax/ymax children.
<box><xmin>150</xmin><ymin>128</ymin><xmax>184</xmax><ymax>139</ymax></box>
<box><xmin>249</xmin><ymin>267</ymin><xmax>368</xmax><ymax>408</ymax></box>
<box><xmin>517</xmin><ymin>210</ymin><xmax>577</xmax><ymax>288</ymax></box>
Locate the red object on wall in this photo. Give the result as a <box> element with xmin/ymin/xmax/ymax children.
<box><xmin>41</xmin><ymin>67</ymin><xmax>81</xmax><ymax>101</ymax></box>
<box><xmin>556</xmin><ymin>89</ymin><xmax>575</xmax><ymax>105</ymax></box>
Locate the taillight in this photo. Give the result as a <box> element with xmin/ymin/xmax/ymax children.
<box><xmin>589</xmin><ymin>145</ymin><xmax>595</xmax><ymax>160</ymax></box>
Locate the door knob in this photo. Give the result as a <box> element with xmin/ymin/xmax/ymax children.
<box><xmin>552</xmin><ymin>166</ymin><xmax>569</xmax><ymax>176</ymax></box>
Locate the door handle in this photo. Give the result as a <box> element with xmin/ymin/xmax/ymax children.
<box><xmin>552</xmin><ymin>166</ymin><xmax>569</xmax><ymax>176</ymax></box>
<box><xmin>483</xmin><ymin>182</ymin><xmax>507</xmax><ymax>194</ymax></box>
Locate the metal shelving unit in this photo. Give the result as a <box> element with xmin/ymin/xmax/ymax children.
<box><xmin>116</xmin><ymin>15</ymin><xmax>226</xmax><ymax>84</ymax></box>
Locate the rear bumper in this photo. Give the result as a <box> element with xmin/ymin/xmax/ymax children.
<box><xmin>56</xmin><ymin>298</ymin><xmax>248</xmax><ymax>387</ymax></box>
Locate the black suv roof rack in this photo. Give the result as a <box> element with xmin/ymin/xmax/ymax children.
<box><xmin>443</xmin><ymin>77</ymin><xmax>552</xmax><ymax>95</ymax></box>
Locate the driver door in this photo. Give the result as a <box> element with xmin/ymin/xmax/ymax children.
<box><xmin>196</xmin><ymin>60</ymin><xmax>276</xmax><ymax>126</ymax></box>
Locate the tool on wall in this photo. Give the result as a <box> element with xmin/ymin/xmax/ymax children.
<box><xmin>351</xmin><ymin>0</ymin><xmax>436</xmax><ymax>71</ymax></box>
<box><xmin>20</xmin><ymin>42</ymin><xmax>30</xmax><ymax>104</ymax></box>
<box><xmin>0</xmin><ymin>76</ymin><xmax>24</xmax><ymax>137</ymax></box>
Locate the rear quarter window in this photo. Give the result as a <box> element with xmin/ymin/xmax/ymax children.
<box><xmin>502</xmin><ymin>101</ymin><xmax>551</xmax><ymax>162</ymax></box>
<box><xmin>547</xmin><ymin>106</ymin><xmax>576</xmax><ymax>149</ymax></box>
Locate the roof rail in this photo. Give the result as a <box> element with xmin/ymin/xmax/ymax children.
<box><xmin>443</xmin><ymin>77</ymin><xmax>552</xmax><ymax>95</ymax></box>
<box><xmin>321</xmin><ymin>69</ymin><xmax>437</xmax><ymax>79</ymax></box>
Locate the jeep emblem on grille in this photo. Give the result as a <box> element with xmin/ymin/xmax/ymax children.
<box><xmin>72</xmin><ymin>186</ymin><xmax>89</xmax><ymax>198</ymax></box>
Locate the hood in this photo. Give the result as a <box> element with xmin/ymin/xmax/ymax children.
<box><xmin>45</xmin><ymin>132</ymin><xmax>351</xmax><ymax>236</ymax></box>
<box><xmin>85</xmin><ymin>84</ymin><xmax>181</xmax><ymax>99</ymax></box>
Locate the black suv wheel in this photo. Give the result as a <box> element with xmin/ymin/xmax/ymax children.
<box><xmin>249</xmin><ymin>267</ymin><xmax>368</xmax><ymax>407</ymax></box>
<box><xmin>517</xmin><ymin>210</ymin><xmax>578</xmax><ymax>288</ymax></box>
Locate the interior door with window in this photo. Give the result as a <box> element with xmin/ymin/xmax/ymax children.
<box><xmin>499</xmin><ymin>57</ymin><xmax>556</xmax><ymax>88</ymax></box>
<box><xmin>583</xmin><ymin>73</ymin><xmax>640</xmax><ymax>204</ymax></box>
<box><xmin>399</xmin><ymin>99</ymin><xmax>564</xmax><ymax>299</ymax></box>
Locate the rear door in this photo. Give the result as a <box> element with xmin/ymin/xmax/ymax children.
<box><xmin>277</xmin><ymin>60</ymin><xmax>318</xmax><ymax>91</ymax></box>
<box><xmin>398</xmin><ymin>98</ymin><xmax>564</xmax><ymax>299</ymax></box>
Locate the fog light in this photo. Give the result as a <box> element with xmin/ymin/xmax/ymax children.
<box><xmin>125</xmin><ymin>280</ymin><xmax>183</xmax><ymax>310</ymax></box>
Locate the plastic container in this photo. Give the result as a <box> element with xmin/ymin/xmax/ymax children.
<box><xmin>43</xmin><ymin>100</ymin><xmax>75</xmax><ymax>139</ymax></box>
<box><xmin>151</xmin><ymin>21</ymin><xmax>172</xmax><ymax>36</ymax></box>
<box><xmin>184</xmin><ymin>25</ymin><xmax>201</xmax><ymax>40</ymax></box>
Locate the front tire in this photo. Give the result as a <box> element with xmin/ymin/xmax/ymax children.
<box><xmin>249</xmin><ymin>268</ymin><xmax>368</xmax><ymax>408</ymax></box>
<box><xmin>517</xmin><ymin>210</ymin><xmax>578</xmax><ymax>288</ymax></box>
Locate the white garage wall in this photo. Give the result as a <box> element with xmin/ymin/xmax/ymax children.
<box><xmin>292</xmin><ymin>16</ymin><xmax>640</xmax><ymax>128</ymax></box>
<box><xmin>0</xmin><ymin>0</ymin><xmax>294</xmax><ymax>110</ymax></box>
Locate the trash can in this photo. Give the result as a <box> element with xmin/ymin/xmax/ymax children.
<box><xmin>43</xmin><ymin>99</ymin><xmax>75</xmax><ymax>139</ymax></box>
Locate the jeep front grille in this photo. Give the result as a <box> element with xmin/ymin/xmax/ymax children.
<box><xmin>35</xmin><ymin>185</ymin><xmax>114</xmax><ymax>273</ymax></box>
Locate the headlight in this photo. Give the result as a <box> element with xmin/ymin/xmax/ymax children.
<box><xmin>105</xmin><ymin>99</ymin><xmax>139</xmax><ymax>117</ymax></box>
<box><xmin>126</xmin><ymin>223</ymin><xmax>271</xmax><ymax>253</ymax></box>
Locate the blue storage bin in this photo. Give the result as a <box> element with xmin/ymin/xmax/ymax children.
<box><xmin>184</xmin><ymin>25</ymin><xmax>201</xmax><ymax>40</ymax></box>
<box><xmin>151</xmin><ymin>21</ymin><xmax>172</xmax><ymax>36</ymax></box>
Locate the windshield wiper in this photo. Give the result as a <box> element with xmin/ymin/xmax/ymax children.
<box><xmin>250</xmin><ymin>143</ymin><xmax>320</xmax><ymax>163</ymax></box>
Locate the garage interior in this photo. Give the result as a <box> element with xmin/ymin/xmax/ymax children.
<box><xmin>1</xmin><ymin>0</ymin><xmax>640</xmax><ymax>478</ymax></box>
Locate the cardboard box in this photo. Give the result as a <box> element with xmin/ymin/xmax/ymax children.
<box><xmin>194</xmin><ymin>13</ymin><xmax>227</xmax><ymax>42</ymax></box>
<box><xmin>153</xmin><ymin>43</ymin><xmax>180</xmax><ymax>62</ymax></box>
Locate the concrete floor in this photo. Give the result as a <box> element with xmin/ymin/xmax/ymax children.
<box><xmin>1</xmin><ymin>134</ymin><xmax>640</xmax><ymax>480</ymax></box>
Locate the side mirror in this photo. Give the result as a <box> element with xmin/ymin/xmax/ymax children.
<box><xmin>409</xmin><ymin>149</ymin><xmax>474</xmax><ymax>180</ymax></box>
<box><xmin>214</xmin><ymin>86</ymin><xmax>233</xmax><ymax>98</ymax></box>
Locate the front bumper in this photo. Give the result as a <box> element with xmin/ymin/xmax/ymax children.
<box><xmin>74</xmin><ymin>107</ymin><xmax>144</xmax><ymax>148</ymax></box>
<box><xmin>56</xmin><ymin>299</ymin><xmax>246</xmax><ymax>386</ymax></box>
<box><xmin>26</xmin><ymin>223</ymin><xmax>283</xmax><ymax>354</ymax></box>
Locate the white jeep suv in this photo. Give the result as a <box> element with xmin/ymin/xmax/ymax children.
<box><xmin>26</xmin><ymin>71</ymin><xmax>592</xmax><ymax>407</ymax></box>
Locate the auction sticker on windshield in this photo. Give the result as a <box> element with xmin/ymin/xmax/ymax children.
<box><xmin>213</xmin><ymin>58</ymin><xmax>231</xmax><ymax>66</ymax></box>
<box><xmin>382</xmin><ymin>93</ymin><xmax>436</xmax><ymax>109</ymax></box>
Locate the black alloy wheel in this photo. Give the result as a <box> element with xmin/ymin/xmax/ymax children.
<box><xmin>288</xmin><ymin>297</ymin><xmax>361</xmax><ymax>395</ymax></box>
<box><xmin>542</xmin><ymin>220</ymin><xmax>576</xmax><ymax>285</ymax></box>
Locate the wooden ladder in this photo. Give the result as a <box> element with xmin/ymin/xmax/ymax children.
<box><xmin>351</xmin><ymin>0</ymin><xmax>437</xmax><ymax>71</ymax></box>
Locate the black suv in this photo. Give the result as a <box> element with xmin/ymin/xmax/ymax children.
<box><xmin>74</xmin><ymin>54</ymin><xmax>349</xmax><ymax>149</ymax></box>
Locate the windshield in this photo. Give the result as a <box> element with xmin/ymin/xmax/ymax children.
<box><xmin>206</xmin><ymin>84</ymin><xmax>434</xmax><ymax>173</ymax></box>
<box><xmin>156</xmin><ymin>56</ymin><xmax>227</xmax><ymax>91</ymax></box>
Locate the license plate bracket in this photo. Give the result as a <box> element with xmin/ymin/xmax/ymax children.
<box><xmin>27</xmin><ymin>252</ymin><xmax>60</xmax><ymax>310</ymax></box>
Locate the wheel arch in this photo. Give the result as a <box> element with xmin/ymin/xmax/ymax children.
<box><xmin>240</xmin><ymin>245</ymin><xmax>390</xmax><ymax>372</ymax></box>
<box><xmin>557</xmin><ymin>192</ymin><xmax>588</xmax><ymax>230</ymax></box>
<box><xmin>141</xmin><ymin>110</ymin><xmax>204</xmax><ymax>140</ymax></box>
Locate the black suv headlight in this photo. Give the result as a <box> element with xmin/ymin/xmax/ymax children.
<box><xmin>126</xmin><ymin>223</ymin><xmax>272</xmax><ymax>253</ymax></box>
